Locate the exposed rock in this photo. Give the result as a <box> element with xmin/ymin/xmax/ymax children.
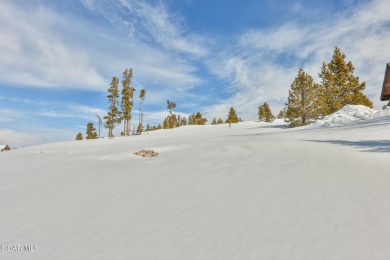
<box><xmin>133</xmin><ymin>150</ymin><xmax>158</xmax><ymax>157</ymax></box>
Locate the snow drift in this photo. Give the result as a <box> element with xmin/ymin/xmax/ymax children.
<box><xmin>310</xmin><ymin>105</ymin><xmax>390</xmax><ymax>128</ymax></box>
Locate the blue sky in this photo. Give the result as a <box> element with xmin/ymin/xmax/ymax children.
<box><xmin>1</xmin><ymin>0</ymin><xmax>390</xmax><ymax>147</ymax></box>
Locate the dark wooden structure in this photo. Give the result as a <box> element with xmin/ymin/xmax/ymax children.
<box><xmin>0</xmin><ymin>145</ymin><xmax>11</xmax><ymax>151</ymax></box>
<box><xmin>380</xmin><ymin>63</ymin><xmax>390</xmax><ymax>102</ymax></box>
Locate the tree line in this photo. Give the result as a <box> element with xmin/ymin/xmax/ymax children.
<box><xmin>76</xmin><ymin>68</ymin><xmax>147</xmax><ymax>140</ymax></box>
<box><xmin>76</xmin><ymin>47</ymin><xmax>374</xmax><ymax>140</ymax></box>
<box><xmin>256</xmin><ymin>47</ymin><xmax>373</xmax><ymax>127</ymax></box>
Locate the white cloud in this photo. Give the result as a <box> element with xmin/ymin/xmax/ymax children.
<box><xmin>0</xmin><ymin>0</ymin><xmax>204</xmax><ymax>91</ymax></box>
<box><xmin>0</xmin><ymin>108</ymin><xmax>26</xmax><ymax>123</ymax></box>
<box><xmin>0</xmin><ymin>128</ymin><xmax>40</xmax><ymax>148</ymax></box>
<box><xmin>0</xmin><ymin>1</ymin><xmax>106</xmax><ymax>90</ymax></box>
<box><xmin>72</xmin><ymin>105</ymin><xmax>106</xmax><ymax>116</ymax></box>
<box><xmin>84</xmin><ymin>0</ymin><xmax>208</xmax><ymax>57</ymax></box>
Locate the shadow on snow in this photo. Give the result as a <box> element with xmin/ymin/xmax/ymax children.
<box><xmin>306</xmin><ymin>140</ymin><xmax>390</xmax><ymax>153</ymax></box>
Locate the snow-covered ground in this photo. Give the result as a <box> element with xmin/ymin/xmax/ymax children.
<box><xmin>1</xmin><ymin>105</ymin><xmax>390</xmax><ymax>260</ymax></box>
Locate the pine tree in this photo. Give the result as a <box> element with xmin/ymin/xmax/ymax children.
<box><xmin>180</xmin><ymin>117</ymin><xmax>188</xmax><ymax>126</ymax></box>
<box><xmin>258</xmin><ymin>105</ymin><xmax>266</xmax><ymax>122</ymax></box>
<box><xmin>167</xmin><ymin>100</ymin><xmax>176</xmax><ymax>115</ymax></box>
<box><xmin>258</xmin><ymin>102</ymin><xmax>275</xmax><ymax>122</ymax></box>
<box><xmin>138</xmin><ymin>89</ymin><xmax>146</xmax><ymax>134</ymax></box>
<box><xmin>163</xmin><ymin>118</ymin><xmax>168</xmax><ymax>129</ymax></box>
<box><xmin>86</xmin><ymin>122</ymin><xmax>97</xmax><ymax>139</ymax></box>
<box><xmin>76</xmin><ymin>132</ymin><xmax>83</xmax><ymax>140</ymax></box>
<box><xmin>188</xmin><ymin>112</ymin><xmax>208</xmax><ymax>125</ymax></box>
<box><xmin>227</xmin><ymin>107</ymin><xmax>239</xmax><ymax>124</ymax></box>
<box><xmin>277</xmin><ymin>109</ymin><xmax>286</xmax><ymax>119</ymax></box>
<box><xmin>176</xmin><ymin>115</ymin><xmax>181</xmax><ymax>128</ymax></box>
<box><xmin>211</xmin><ymin>117</ymin><xmax>217</xmax><ymax>125</ymax></box>
<box><xmin>121</xmin><ymin>68</ymin><xmax>136</xmax><ymax>136</ymax></box>
<box><xmin>318</xmin><ymin>47</ymin><xmax>373</xmax><ymax>115</ymax></box>
<box><xmin>167</xmin><ymin>114</ymin><xmax>176</xmax><ymax>128</ymax></box>
<box><xmin>165</xmin><ymin>100</ymin><xmax>177</xmax><ymax>129</ymax></box>
<box><xmin>104</xmin><ymin>77</ymin><xmax>122</xmax><ymax>138</ymax></box>
<box><xmin>285</xmin><ymin>68</ymin><xmax>320</xmax><ymax>128</ymax></box>
<box><xmin>217</xmin><ymin>118</ymin><xmax>224</xmax><ymax>124</ymax></box>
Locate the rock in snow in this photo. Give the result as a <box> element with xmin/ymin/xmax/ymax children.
<box><xmin>133</xmin><ymin>149</ymin><xmax>158</xmax><ymax>157</ymax></box>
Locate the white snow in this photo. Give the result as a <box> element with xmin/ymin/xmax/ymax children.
<box><xmin>310</xmin><ymin>104</ymin><xmax>390</xmax><ymax>128</ymax></box>
<box><xmin>1</xmin><ymin>105</ymin><xmax>390</xmax><ymax>259</ymax></box>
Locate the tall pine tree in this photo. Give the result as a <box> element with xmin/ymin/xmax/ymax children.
<box><xmin>227</xmin><ymin>107</ymin><xmax>239</xmax><ymax>124</ymax></box>
<box><xmin>104</xmin><ymin>77</ymin><xmax>122</xmax><ymax>138</ymax></box>
<box><xmin>121</xmin><ymin>69</ymin><xmax>136</xmax><ymax>136</ymax></box>
<box><xmin>285</xmin><ymin>68</ymin><xmax>320</xmax><ymax>128</ymax></box>
<box><xmin>138</xmin><ymin>89</ymin><xmax>146</xmax><ymax>134</ymax></box>
<box><xmin>318</xmin><ymin>47</ymin><xmax>373</xmax><ymax>115</ymax></box>
<box><xmin>86</xmin><ymin>122</ymin><xmax>97</xmax><ymax>139</ymax></box>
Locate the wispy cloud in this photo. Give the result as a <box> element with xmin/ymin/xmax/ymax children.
<box><xmin>82</xmin><ymin>0</ymin><xmax>208</xmax><ymax>57</ymax></box>
<box><xmin>204</xmin><ymin>0</ymin><xmax>390</xmax><ymax>120</ymax></box>
<box><xmin>0</xmin><ymin>0</ymin><xmax>205</xmax><ymax>91</ymax></box>
<box><xmin>0</xmin><ymin>128</ymin><xmax>40</xmax><ymax>148</ymax></box>
<box><xmin>0</xmin><ymin>108</ymin><xmax>26</xmax><ymax>123</ymax></box>
<box><xmin>0</xmin><ymin>1</ymin><xmax>105</xmax><ymax>89</ymax></box>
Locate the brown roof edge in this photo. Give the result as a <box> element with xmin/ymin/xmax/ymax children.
<box><xmin>380</xmin><ymin>63</ymin><xmax>390</xmax><ymax>101</ymax></box>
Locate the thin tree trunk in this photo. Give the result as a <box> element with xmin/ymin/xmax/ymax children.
<box><xmin>139</xmin><ymin>101</ymin><xmax>143</xmax><ymax>134</ymax></box>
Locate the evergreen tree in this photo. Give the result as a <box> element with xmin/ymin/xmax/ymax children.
<box><xmin>258</xmin><ymin>105</ymin><xmax>266</xmax><ymax>122</ymax></box>
<box><xmin>121</xmin><ymin>68</ymin><xmax>136</xmax><ymax>136</ymax></box>
<box><xmin>138</xmin><ymin>89</ymin><xmax>146</xmax><ymax>134</ymax></box>
<box><xmin>217</xmin><ymin>118</ymin><xmax>224</xmax><ymax>124</ymax></box>
<box><xmin>146</xmin><ymin>123</ymin><xmax>151</xmax><ymax>131</ymax></box>
<box><xmin>277</xmin><ymin>109</ymin><xmax>286</xmax><ymax>119</ymax></box>
<box><xmin>163</xmin><ymin>118</ymin><xmax>168</xmax><ymax>129</ymax></box>
<box><xmin>180</xmin><ymin>117</ymin><xmax>188</xmax><ymax>126</ymax></box>
<box><xmin>176</xmin><ymin>115</ymin><xmax>181</xmax><ymax>128</ymax></box>
<box><xmin>76</xmin><ymin>132</ymin><xmax>83</xmax><ymax>140</ymax></box>
<box><xmin>86</xmin><ymin>122</ymin><xmax>97</xmax><ymax>139</ymax></box>
<box><xmin>165</xmin><ymin>100</ymin><xmax>177</xmax><ymax>129</ymax></box>
<box><xmin>168</xmin><ymin>114</ymin><xmax>177</xmax><ymax>128</ymax></box>
<box><xmin>285</xmin><ymin>68</ymin><xmax>320</xmax><ymax>128</ymax></box>
<box><xmin>258</xmin><ymin>102</ymin><xmax>275</xmax><ymax>122</ymax></box>
<box><xmin>104</xmin><ymin>77</ymin><xmax>122</xmax><ymax>138</ymax></box>
<box><xmin>167</xmin><ymin>100</ymin><xmax>176</xmax><ymax>115</ymax></box>
<box><xmin>211</xmin><ymin>117</ymin><xmax>217</xmax><ymax>125</ymax></box>
<box><xmin>227</xmin><ymin>107</ymin><xmax>239</xmax><ymax>124</ymax></box>
<box><xmin>188</xmin><ymin>112</ymin><xmax>208</xmax><ymax>125</ymax></box>
<box><xmin>318</xmin><ymin>47</ymin><xmax>373</xmax><ymax>115</ymax></box>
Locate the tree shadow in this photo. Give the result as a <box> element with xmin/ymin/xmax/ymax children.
<box><xmin>247</xmin><ymin>124</ymin><xmax>287</xmax><ymax>130</ymax></box>
<box><xmin>306</xmin><ymin>140</ymin><xmax>390</xmax><ymax>153</ymax></box>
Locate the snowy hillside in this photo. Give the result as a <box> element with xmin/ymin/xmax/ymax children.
<box><xmin>1</xmin><ymin>106</ymin><xmax>390</xmax><ymax>260</ymax></box>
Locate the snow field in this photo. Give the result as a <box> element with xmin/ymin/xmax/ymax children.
<box><xmin>1</xmin><ymin>105</ymin><xmax>390</xmax><ymax>259</ymax></box>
